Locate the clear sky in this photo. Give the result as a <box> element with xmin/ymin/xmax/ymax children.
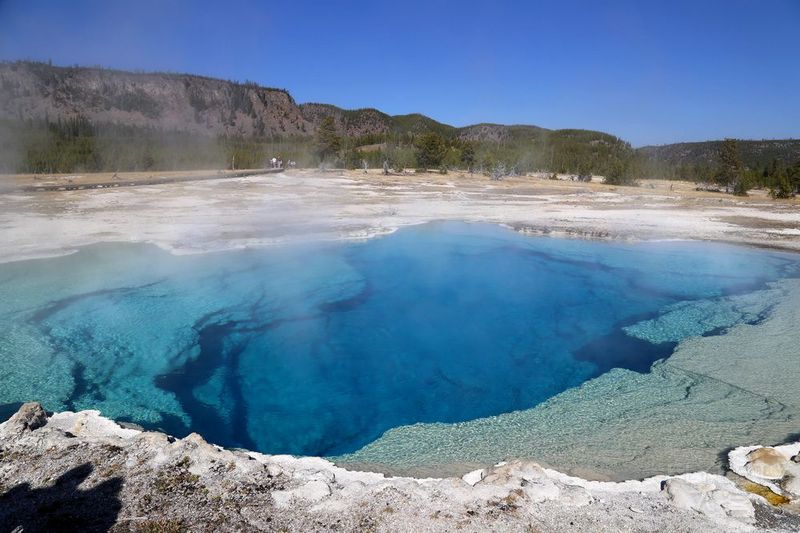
<box><xmin>0</xmin><ymin>0</ymin><xmax>797</xmax><ymax>146</ymax></box>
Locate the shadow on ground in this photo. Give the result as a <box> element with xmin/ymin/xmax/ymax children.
<box><xmin>0</xmin><ymin>463</ymin><xmax>122</xmax><ymax>532</ymax></box>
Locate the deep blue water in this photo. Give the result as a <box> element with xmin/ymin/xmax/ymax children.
<box><xmin>0</xmin><ymin>222</ymin><xmax>797</xmax><ymax>457</ymax></box>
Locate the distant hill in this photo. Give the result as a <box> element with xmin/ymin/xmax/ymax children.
<box><xmin>1</xmin><ymin>61</ymin><xmax>797</xmax><ymax>178</ymax></box>
<box><xmin>299</xmin><ymin>103</ymin><xmax>392</xmax><ymax>138</ymax></box>
<box><xmin>458</xmin><ymin>123</ymin><xmax>548</xmax><ymax>143</ymax></box>
<box><xmin>638</xmin><ymin>140</ymin><xmax>800</xmax><ymax>172</ymax></box>
<box><xmin>297</xmin><ymin>105</ymin><xmax>456</xmax><ymax>139</ymax></box>
<box><xmin>0</xmin><ymin>61</ymin><xmax>552</xmax><ymax>141</ymax></box>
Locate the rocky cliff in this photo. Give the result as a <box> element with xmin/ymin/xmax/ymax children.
<box><xmin>0</xmin><ymin>61</ymin><xmax>523</xmax><ymax>141</ymax></box>
<box><xmin>0</xmin><ymin>62</ymin><xmax>312</xmax><ymax>137</ymax></box>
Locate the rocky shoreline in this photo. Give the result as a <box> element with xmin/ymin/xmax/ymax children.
<box><xmin>0</xmin><ymin>403</ymin><xmax>798</xmax><ymax>532</ymax></box>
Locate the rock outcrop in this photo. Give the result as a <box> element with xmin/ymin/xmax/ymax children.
<box><xmin>1</xmin><ymin>402</ymin><xmax>47</xmax><ymax>434</ymax></box>
<box><xmin>0</xmin><ymin>62</ymin><xmax>558</xmax><ymax>144</ymax></box>
<box><xmin>746</xmin><ymin>448</ymin><xmax>789</xmax><ymax>479</ymax></box>
<box><xmin>1</xmin><ymin>404</ymin><xmax>797</xmax><ymax>531</ymax></box>
<box><xmin>662</xmin><ymin>478</ymin><xmax>754</xmax><ymax>522</ymax></box>
<box><xmin>730</xmin><ymin>443</ymin><xmax>800</xmax><ymax>502</ymax></box>
<box><xmin>0</xmin><ymin>61</ymin><xmax>312</xmax><ymax>137</ymax></box>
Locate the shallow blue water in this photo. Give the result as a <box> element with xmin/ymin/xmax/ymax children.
<box><xmin>0</xmin><ymin>222</ymin><xmax>797</xmax><ymax>457</ymax></box>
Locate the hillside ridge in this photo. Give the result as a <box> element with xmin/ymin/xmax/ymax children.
<box><xmin>1</xmin><ymin>61</ymin><xmax>798</xmax><ymax>177</ymax></box>
<box><xmin>0</xmin><ymin>61</ymin><xmax>613</xmax><ymax>142</ymax></box>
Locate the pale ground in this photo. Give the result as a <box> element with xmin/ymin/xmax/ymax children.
<box><xmin>1</xmin><ymin>404</ymin><xmax>799</xmax><ymax>532</ymax></box>
<box><xmin>0</xmin><ymin>169</ymin><xmax>247</xmax><ymax>188</ymax></box>
<box><xmin>0</xmin><ymin>168</ymin><xmax>798</xmax><ymax>265</ymax></box>
<box><xmin>1</xmin><ymin>170</ymin><xmax>799</xmax><ymax>530</ymax></box>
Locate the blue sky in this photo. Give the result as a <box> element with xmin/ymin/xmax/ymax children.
<box><xmin>0</xmin><ymin>0</ymin><xmax>797</xmax><ymax>146</ymax></box>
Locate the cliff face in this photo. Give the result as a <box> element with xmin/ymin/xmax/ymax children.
<box><xmin>0</xmin><ymin>62</ymin><xmax>517</xmax><ymax>141</ymax></box>
<box><xmin>0</xmin><ymin>62</ymin><xmax>461</xmax><ymax>140</ymax></box>
<box><xmin>0</xmin><ymin>62</ymin><xmax>313</xmax><ymax>137</ymax></box>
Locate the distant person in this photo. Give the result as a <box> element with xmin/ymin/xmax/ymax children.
<box><xmin>271</xmin><ymin>157</ymin><xmax>277</xmax><ymax>169</ymax></box>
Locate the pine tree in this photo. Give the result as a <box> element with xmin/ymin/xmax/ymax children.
<box><xmin>716</xmin><ymin>138</ymin><xmax>747</xmax><ymax>195</ymax></box>
<box><xmin>414</xmin><ymin>132</ymin><xmax>447</xmax><ymax>169</ymax></box>
<box><xmin>769</xmin><ymin>166</ymin><xmax>794</xmax><ymax>198</ymax></box>
<box><xmin>460</xmin><ymin>143</ymin><xmax>476</xmax><ymax>169</ymax></box>
<box><xmin>790</xmin><ymin>161</ymin><xmax>800</xmax><ymax>193</ymax></box>
<box><xmin>315</xmin><ymin>116</ymin><xmax>340</xmax><ymax>162</ymax></box>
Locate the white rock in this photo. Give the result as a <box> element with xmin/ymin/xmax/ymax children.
<box><xmin>47</xmin><ymin>409</ymin><xmax>139</xmax><ymax>440</ymax></box>
<box><xmin>434</xmin><ymin>478</ymin><xmax>478</xmax><ymax>505</ymax></box>
<box><xmin>709</xmin><ymin>490</ymin><xmax>755</xmax><ymax>520</ymax></box>
<box><xmin>271</xmin><ymin>480</ymin><xmax>332</xmax><ymax>508</ymax></box>
<box><xmin>745</xmin><ymin>447</ymin><xmax>787</xmax><ymax>479</ymax></box>
<box><xmin>781</xmin><ymin>476</ymin><xmax>800</xmax><ymax>498</ymax></box>
<box><xmin>265</xmin><ymin>463</ymin><xmax>285</xmax><ymax>478</ymax></box>
<box><xmin>301</xmin><ymin>469</ymin><xmax>335</xmax><ymax>484</ymax></box>
<box><xmin>338</xmin><ymin>480</ymin><xmax>366</xmax><ymax>498</ymax></box>
<box><xmin>479</xmin><ymin>460</ymin><xmax>545</xmax><ymax>487</ymax></box>
<box><xmin>560</xmin><ymin>484</ymin><xmax>594</xmax><ymax>507</ymax></box>
<box><xmin>1</xmin><ymin>402</ymin><xmax>47</xmax><ymax>435</ymax></box>
<box><xmin>522</xmin><ymin>478</ymin><xmax>561</xmax><ymax>503</ymax></box>
<box><xmin>271</xmin><ymin>490</ymin><xmax>293</xmax><ymax>509</ymax></box>
<box><xmin>462</xmin><ymin>468</ymin><xmax>485</xmax><ymax>486</ymax></box>
<box><xmin>663</xmin><ymin>478</ymin><xmax>704</xmax><ymax>511</ymax></box>
<box><xmin>784</xmin><ymin>461</ymin><xmax>800</xmax><ymax>478</ymax></box>
<box><xmin>662</xmin><ymin>478</ymin><xmax>754</xmax><ymax>524</ymax></box>
<box><xmin>293</xmin><ymin>480</ymin><xmax>332</xmax><ymax>502</ymax></box>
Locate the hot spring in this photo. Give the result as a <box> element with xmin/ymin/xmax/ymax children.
<box><xmin>1</xmin><ymin>222</ymin><xmax>798</xmax><ymax>479</ymax></box>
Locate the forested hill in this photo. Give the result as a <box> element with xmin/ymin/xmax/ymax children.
<box><xmin>0</xmin><ymin>61</ymin><xmax>518</xmax><ymax>140</ymax></box>
<box><xmin>0</xmin><ymin>61</ymin><xmax>634</xmax><ymax>175</ymax></box>
<box><xmin>1</xmin><ymin>61</ymin><xmax>797</xmax><ymax>183</ymax></box>
<box><xmin>638</xmin><ymin>140</ymin><xmax>800</xmax><ymax>179</ymax></box>
<box><xmin>0</xmin><ymin>61</ymin><xmax>618</xmax><ymax>145</ymax></box>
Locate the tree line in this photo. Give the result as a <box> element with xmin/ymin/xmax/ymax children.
<box><xmin>706</xmin><ymin>138</ymin><xmax>800</xmax><ymax>197</ymax></box>
<box><xmin>317</xmin><ymin>117</ymin><xmax>638</xmax><ymax>184</ymax></box>
<box><xmin>0</xmin><ymin>117</ymin><xmax>317</xmax><ymax>173</ymax></box>
<box><xmin>0</xmin><ymin>115</ymin><xmax>638</xmax><ymax>184</ymax></box>
<box><xmin>3</xmin><ymin>116</ymin><xmax>798</xmax><ymax>198</ymax></box>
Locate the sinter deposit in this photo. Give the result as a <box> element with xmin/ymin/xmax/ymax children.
<box><xmin>1</xmin><ymin>403</ymin><xmax>799</xmax><ymax>532</ymax></box>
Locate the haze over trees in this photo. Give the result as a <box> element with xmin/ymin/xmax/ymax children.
<box><xmin>1</xmin><ymin>61</ymin><xmax>798</xmax><ymax>194</ymax></box>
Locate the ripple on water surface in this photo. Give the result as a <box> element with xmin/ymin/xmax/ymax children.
<box><xmin>0</xmin><ymin>222</ymin><xmax>798</xmax><ymax>478</ymax></box>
